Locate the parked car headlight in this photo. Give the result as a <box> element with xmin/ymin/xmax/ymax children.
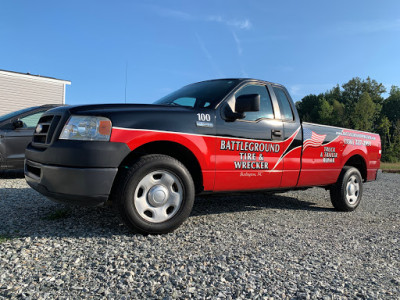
<box><xmin>59</xmin><ymin>116</ymin><xmax>112</xmax><ymax>141</ymax></box>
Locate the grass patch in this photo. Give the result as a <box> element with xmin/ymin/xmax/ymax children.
<box><xmin>0</xmin><ymin>234</ymin><xmax>11</xmax><ymax>243</ymax></box>
<box><xmin>43</xmin><ymin>209</ymin><xmax>70</xmax><ymax>221</ymax></box>
<box><xmin>381</xmin><ymin>162</ymin><xmax>400</xmax><ymax>171</ymax></box>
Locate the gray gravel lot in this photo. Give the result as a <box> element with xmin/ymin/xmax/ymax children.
<box><xmin>0</xmin><ymin>172</ymin><xmax>399</xmax><ymax>299</ymax></box>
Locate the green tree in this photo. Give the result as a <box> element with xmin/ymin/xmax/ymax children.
<box><xmin>318</xmin><ymin>98</ymin><xmax>333</xmax><ymax>125</ymax></box>
<box><xmin>351</xmin><ymin>92</ymin><xmax>375</xmax><ymax>131</ymax></box>
<box><xmin>296</xmin><ymin>94</ymin><xmax>322</xmax><ymax>122</ymax></box>
<box><xmin>376</xmin><ymin>116</ymin><xmax>391</xmax><ymax>150</ymax></box>
<box><xmin>331</xmin><ymin>99</ymin><xmax>345</xmax><ymax>127</ymax></box>
<box><xmin>382</xmin><ymin>85</ymin><xmax>400</xmax><ymax>124</ymax></box>
<box><xmin>325</xmin><ymin>84</ymin><xmax>341</xmax><ymax>102</ymax></box>
<box><xmin>341</xmin><ymin>77</ymin><xmax>385</xmax><ymax>128</ymax></box>
<box><xmin>382</xmin><ymin>131</ymin><xmax>400</xmax><ymax>162</ymax></box>
<box><xmin>342</xmin><ymin>77</ymin><xmax>386</xmax><ymax>106</ymax></box>
<box><xmin>295</xmin><ymin>78</ymin><xmax>398</xmax><ymax>162</ymax></box>
<box><xmin>380</xmin><ymin>86</ymin><xmax>400</xmax><ymax>162</ymax></box>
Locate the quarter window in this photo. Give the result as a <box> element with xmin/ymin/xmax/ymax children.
<box><xmin>273</xmin><ymin>87</ymin><xmax>294</xmax><ymax>121</ymax></box>
<box><xmin>20</xmin><ymin>112</ymin><xmax>44</xmax><ymax>128</ymax></box>
<box><xmin>235</xmin><ymin>85</ymin><xmax>274</xmax><ymax>121</ymax></box>
<box><xmin>170</xmin><ymin>97</ymin><xmax>196</xmax><ymax>107</ymax></box>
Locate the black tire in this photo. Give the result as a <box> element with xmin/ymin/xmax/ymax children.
<box><xmin>114</xmin><ymin>154</ymin><xmax>195</xmax><ymax>234</ymax></box>
<box><xmin>330</xmin><ymin>166</ymin><xmax>363</xmax><ymax>211</ymax></box>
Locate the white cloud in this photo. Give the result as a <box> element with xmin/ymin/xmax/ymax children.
<box><xmin>151</xmin><ymin>6</ymin><xmax>194</xmax><ymax>21</ymax></box>
<box><xmin>195</xmin><ymin>33</ymin><xmax>213</xmax><ymax>61</ymax></box>
<box><xmin>228</xmin><ymin>19</ymin><xmax>252</xmax><ymax>30</ymax></box>
<box><xmin>240</xmin><ymin>65</ymin><xmax>249</xmax><ymax>78</ymax></box>
<box><xmin>231</xmin><ymin>31</ymin><xmax>243</xmax><ymax>55</ymax></box>
<box><xmin>149</xmin><ymin>6</ymin><xmax>252</xmax><ymax>30</ymax></box>
<box><xmin>208</xmin><ymin>15</ymin><xmax>252</xmax><ymax>30</ymax></box>
<box><xmin>195</xmin><ymin>33</ymin><xmax>224</xmax><ymax>78</ymax></box>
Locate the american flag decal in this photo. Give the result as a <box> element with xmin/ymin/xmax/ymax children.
<box><xmin>303</xmin><ymin>128</ymin><xmax>326</xmax><ymax>150</ymax></box>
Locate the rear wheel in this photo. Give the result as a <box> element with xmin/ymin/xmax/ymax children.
<box><xmin>114</xmin><ymin>154</ymin><xmax>195</xmax><ymax>234</ymax></box>
<box><xmin>330</xmin><ymin>166</ymin><xmax>363</xmax><ymax>211</ymax></box>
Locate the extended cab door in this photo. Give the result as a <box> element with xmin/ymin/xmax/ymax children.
<box><xmin>214</xmin><ymin>82</ymin><xmax>284</xmax><ymax>191</ymax></box>
<box><xmin>270</xmin><ymin>85</ymin><xmax>303</xmax><ymax>188</ymax></box>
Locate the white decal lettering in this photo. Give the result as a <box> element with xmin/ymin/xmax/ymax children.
<box><xmin>197</xmin><ymin>113</ymin><xmax>211</xmax><ymax>122</ymax></box>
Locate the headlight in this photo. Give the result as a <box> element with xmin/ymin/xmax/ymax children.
<box><xmin>59</xmin><ymin>116</ymin><xmax>112</xmax><ymax>141</ymax></box>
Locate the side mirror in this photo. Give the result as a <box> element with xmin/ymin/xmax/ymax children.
<box><xmin>235</xmin><ymin>94</ymin><xmax>260</xmax><ymax>113</ymax></box>
<box><xmin>13</xmin><ymin>120</ymin><xmax>24</xmax><ymax>129</ymax></box>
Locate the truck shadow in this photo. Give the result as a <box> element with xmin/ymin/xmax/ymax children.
<box><xmin>0</xmin><ymin>188</ymin><xmax>333</xmax><ymax>239</ymax></box>
<box><xmin>0</xmin><ymin>170</ymin><xmax>24</xmax><ymax>179</ymax></box>
<box><xmin>192</xmin><ymin>192</ymin><xmax>333</xmax><ymax>216</ymax></box>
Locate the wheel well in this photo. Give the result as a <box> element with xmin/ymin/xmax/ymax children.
<box><xmin>118</xmin><ymin>141</ymin><xmax>204</xmax><ymax>194</ymax></box>
<box><xmin>344</xmin><ymin>155</ymin><xmax>367</xmax><ymax>181</ymax></box>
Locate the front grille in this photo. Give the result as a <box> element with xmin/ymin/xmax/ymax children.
<box><xmin>32</xmin><ymin>115</ymin><xmax>61</xmax><ymax>148</ymax></box>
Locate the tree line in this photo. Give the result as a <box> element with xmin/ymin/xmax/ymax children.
<box><xmin>295</xmin><ymin>77</ymin><xmax>400</xmax><ymax>162</ymax></box>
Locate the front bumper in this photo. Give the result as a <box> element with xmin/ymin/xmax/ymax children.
<box><xmin>25</xmin><ymin>159</ymin><xmax>118</xmax><ymax>206</ymax></box>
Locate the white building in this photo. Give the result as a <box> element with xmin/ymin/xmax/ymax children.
<box><xmin>0</xmin><ymin>69</ymin><xmax>71</xmax><ymax>115</ymax></box>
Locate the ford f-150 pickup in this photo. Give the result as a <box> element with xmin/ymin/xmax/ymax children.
<box><xmin>24</xmin><ymin>79</ymin><xmax>381</xmax><ymax>234</ymax></box>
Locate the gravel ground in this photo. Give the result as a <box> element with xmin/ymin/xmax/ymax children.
<box><xmin>0</xmin><ymin>172</ymin><xmax>399</xmax><ymax>299</ymax></box>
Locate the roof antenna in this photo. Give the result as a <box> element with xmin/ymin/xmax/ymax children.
<box><xmin>124</xmin><ymin>61</ymin><xmax>128</xmax><ymax>103</ymax></box>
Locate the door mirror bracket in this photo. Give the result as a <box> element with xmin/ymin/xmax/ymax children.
<box><xmin>12</xmin><ymin>120</ymin><xmax>24</xmax><ymax>129</ymax></box>
<box><xmin>222</xmin><ymin>104</ymin><xmax>245</xmax><ymax>122</ymax></box>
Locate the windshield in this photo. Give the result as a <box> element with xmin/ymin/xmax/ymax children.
<box><xmin>154</xmin><ymin>79</ymin><xmax>239</xmax><ymax>108</ymax></box>
<box><xmin>0</xmin><ymin>106</ymin><xmax>38</xmax><ymax>122</ymax></box>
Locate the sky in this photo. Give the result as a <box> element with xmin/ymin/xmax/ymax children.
<box><xmin>1</xmin><ymin>0</ymin><xmax>400</xmax><ymax>105</ymax></box>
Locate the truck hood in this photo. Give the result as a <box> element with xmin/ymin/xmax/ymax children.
<box><xmin>45</xmin><ymin>103</ymin><xmax>214</xmax><ymax>135</ymax></box>
<box><xmin>49</xmin><ymin>103</ymin><xmax>194</xmax><ymax>115</ymax></box>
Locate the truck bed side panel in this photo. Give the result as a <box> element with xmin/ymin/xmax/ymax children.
<box><xmin>297</xmin><ymin>123</ymin><xmax>342</xmax><ymax>187</ymax></box>
<box><xmin>297</xmin><ymin>123</ymin><xmax>380</xmax><ymax>187</ymax></box>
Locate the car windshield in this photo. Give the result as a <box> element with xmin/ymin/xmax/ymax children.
<box><xmin>154</xmin><ymin>79</ymin><xmax>239</xmax><ymax>109</ymax></box>
<box><xmin>0</xmin><ymin>107</ymin><xmax>38</xmax><ymax>122</ymax></box>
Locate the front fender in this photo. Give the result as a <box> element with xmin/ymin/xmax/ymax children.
<box><xmin>110</xmin><ymin>128</ymin><xmax>216</xmax><ymax>172</ymax></box>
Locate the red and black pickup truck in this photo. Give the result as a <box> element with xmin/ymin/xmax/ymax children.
<box><xmin>24</xmin><ymin>79</ymin><xmax>381</xmax><ymax>234</ymax></box>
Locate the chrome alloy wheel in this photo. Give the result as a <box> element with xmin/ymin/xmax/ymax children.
<box><xmin>133</xmin><ymin>170</ymin><xmax>183</xmax><ymax>223</ymax></box>
<box><xmin>345</xmin><ymin>175</ymin><xmax>360</xmax><ymax>205</ymax></box>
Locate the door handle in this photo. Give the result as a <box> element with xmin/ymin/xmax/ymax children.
<box><xmin>272</xmin><ymin>130</ymin><xmax>282</xmax><ymax>137</ymax></box>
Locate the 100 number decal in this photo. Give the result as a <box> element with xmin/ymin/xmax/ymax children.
<box><xmin>197</xmin><ymin>113</ymin><xmax>211</xmax><ymax>122</ymax></box>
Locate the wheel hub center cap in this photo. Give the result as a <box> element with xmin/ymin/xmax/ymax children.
<box><xmin>348</xmin><ymin>184</ymin><xmax>355</xmax><ymax>196</ymax></box>
<box><xmin>148</xmin><ymin>185</ymin><xmax>169</xmax><ymax>207</ymax></box>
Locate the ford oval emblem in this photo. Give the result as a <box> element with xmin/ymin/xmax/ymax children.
<box><xmin>35</xmin><ymin>124</ymin><xmax>43</xmax><ymax>134</ymax></box>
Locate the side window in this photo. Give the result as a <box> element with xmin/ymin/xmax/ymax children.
<box><xmin>20</xmin><ymin>112</ymin><xmax>44</xmax><ymax>128</ymax></box>
<box><xmin>171</xmin><ymin>97</ymin><xmax>196</xmax><ymax>107</ymax></box>
<box><xmin>273</xmin><ymin>87</ymin><xmax>294</xmax><ymax>121</ymax></box>
<box><xmin>235</xmin><ymin>84</ymin><xmax>274</xmax><ymax>121</ymax></box>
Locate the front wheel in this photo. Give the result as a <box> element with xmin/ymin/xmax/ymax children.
<box><xmin>114</xmin><ymin>154</ymin><xmax>195</xmax><ymax>234</ymax></box>
<box><xmin>330</xmin><ymin>166</ymin><xmax>363</xmax><ymax>211</ymax></box>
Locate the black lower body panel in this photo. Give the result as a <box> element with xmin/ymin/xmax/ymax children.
<box><xmin>25</xmin><ymin>160</ymin><xmax>118</xmax><ymax>206</ymax></box>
